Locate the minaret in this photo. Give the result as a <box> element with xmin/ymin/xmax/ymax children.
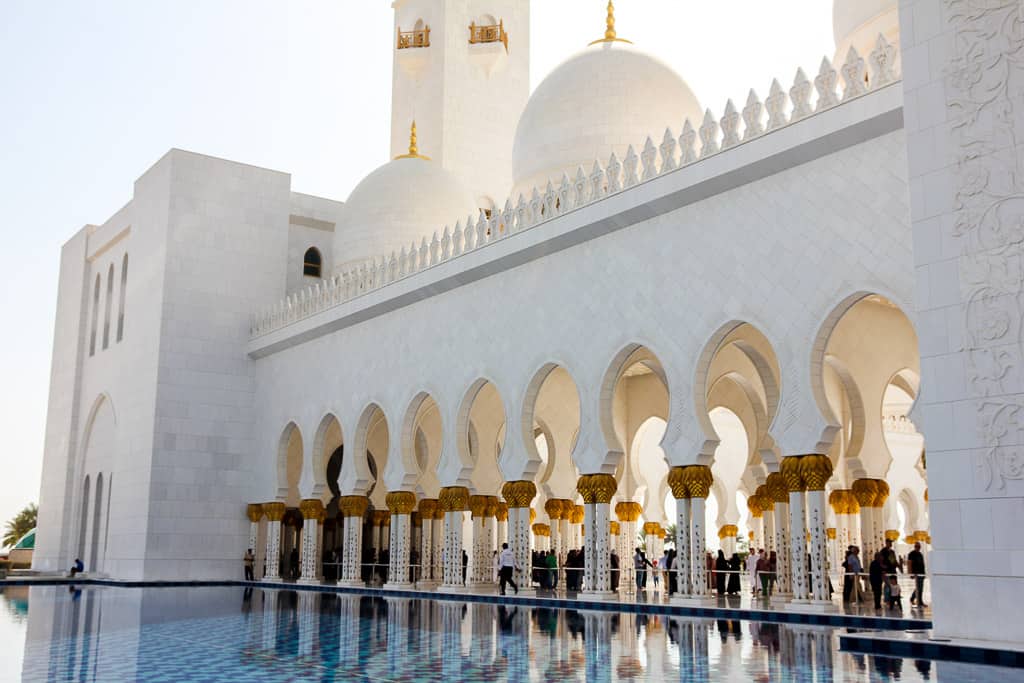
<box><xmin>391</xmin><ymin>0</ymin><xmax>530</xmax><ymax>211</ymax></box>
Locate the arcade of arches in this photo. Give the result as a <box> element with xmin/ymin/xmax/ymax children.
<box><xmin>245</xmin><ymin>295</ymin><xmax>929</xmax><ymax>603</ymax></box>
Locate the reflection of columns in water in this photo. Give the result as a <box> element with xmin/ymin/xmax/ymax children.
<box><xmin>470</xmin><ymin>602</ymin><xmax>496</xmax><ymax>666</ymax></box>
<box><xmin>691</xmin><ymin>619</ymin><xmax>710</xmax><ymax>683</ymax></box>
<box><xmin>386</xmin><ymin>492</ymin><xmax>416</xmax><ymax>587</ymax></box>
<box><xmin>261</xmin><ymin>590</ymin><xmax>279</xmax><ymax>651</ymax></box>
<box><xmin>296</xmin><ymin>589</ymin><xmax>318</xmax><ymax>659</ymax></box>
<box><xmin>338</xmin><ymin>496</ymin><xmax>369</xmax><ymax>584</ymax></box>
<box><xmin>502</xmin><ymin>480</ymin><xmax>537</xmax><ymax>592</ymax></box>
<box><xmin>440</xmin><ymin>601</ymin><xmax>464</xmax><ymax>682</ymax></box>
<box><xmin>673</xmin><ymin>619</ymin><xmax>695</xmax><ymax>683</ymax></box>
<box><xmin>386</xmin><ymin>597</ymin><xmax>411</xmax><ymax>676</ymax></box>
<box><xmin>583</xmin><ymin>611</ymin><xmax>613</xmax><ymax>683</ymax></box>
<box><xmin>262</xmin><ymin>502</ymin><xmax>286</xmax><ymax>581</ymax></box>
<box><xmin>337</xmin><ymin>595</ymin><xmax>361</xmax><ymax>670</ymax></box>
<box><xmin>439</xmin><ymin>486</ymin><xmax>470</xmax><ymax>587</ymax></box>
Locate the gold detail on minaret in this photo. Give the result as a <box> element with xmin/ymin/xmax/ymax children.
<box><xmin>588</xmin><ymin>1</ymin><xmax>633</xmax><ymax>46</ymax></box>
<box><xmin>394</xmin><ymin>120</ymin><xmax>431</xmax><ymax>161</ymax></box>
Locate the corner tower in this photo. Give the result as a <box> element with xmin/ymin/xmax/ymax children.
<box><xmin>391</xmin><ymin>0</ymin><xmax>529</xmax><ymax>212</ymax></box>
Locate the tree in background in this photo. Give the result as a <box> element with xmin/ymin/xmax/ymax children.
<box><xmin>3</xmin><ymin>503</ymin><xmax>37</xmax><ymax>548</ymax></box>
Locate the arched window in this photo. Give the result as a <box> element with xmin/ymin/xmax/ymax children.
<box><xmin>102</xmin><ymin>264</ymin><xmax>114</xmax><ymax>349</ymax></box>
<box><xmin>116</xmin><ymin>254</ymin><xmax>127</xmax><ymax>342</ymax></box>
<box><xmin>303</xmin><ymin>247</ymin><xmax>322</xmax><ymax>278</ymax></box>
<box><xmin>89</xmin><ymin>275</ymin><xmax>100</xmax><ymax>356</ymax></box>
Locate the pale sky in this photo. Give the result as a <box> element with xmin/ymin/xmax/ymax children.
<box><xmin>0</xmin><ymin>1</ymin><xmax>834</xmax><ymax>538</ymax></box>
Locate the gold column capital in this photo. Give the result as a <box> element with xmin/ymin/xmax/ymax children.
<box><xmin>495</xmin><ymin>501</ymin><xmax>509</xmax><ymax>522</ymax></box>
<box><xmin>780</xmin><ymin>455</ymin><xmax>807</xmax><ymax>493</ymax></box>
<box><xmin>873</xmin><ymin>479</ymin><xmax>890</xmax><ymax>506</ymax></box>
<box><xmin>418</xmin><ymin>498</ymin><xmax>439</xmax><ymax>520</ymax></box>
<box><xmin>545</xmin><ymin>498</ymin><xmax>565</xmax><ymax>520</ymax></box>
<box><xmin>299</xmin><ymin>498</ymin><xmax>325</xmax><ymax>522</ymax></box>
<box><xmin>614</xmin><ymin>501</ymin><xmax>642</xmax><ymax>522</ymax></box>
<box><xmin>386</xmin><ymin>491</ymin><xmax>417</xmax><ymax>515</ymax></box>
<box><xmin>338</xmin><ymin>495</ymin><xmax>369</xmax><ymax>518</ymax></box>
<box><xmin>246</xmin><ymin>503</ymin><xmax>264</xmax><ymax>523</ymax></box>
<box><xmin>683</xmin><ymin>465</ymin><xmax>714</xmax><ymax>499</ymax></box>
<box><xmin>826</xmin><ymin>527</ymin><xmax>837</xmax><ymax>540</ymax></box>
<box><xmin>766</xmin><ymin>472</ymin><xmax>788</xmax><ymax>504</ymax></box>
<box><xmin>532</xmin><ymin>523</ymin><xmax>550</xmax><ymax>537</ymax></box>
<box><xmin>581</xmin><ymin>473</ymin><xmax>617</xmax><ymax>504</ymax></box>
<box><xmin>718</xmin><ymin>524</ymin><xmax>738</xmax><ymax>539</ymax></box>
<box><xmin>469</xmin><ymin>494</ymin><xmax>490</xmax><ymax>518</ymax></box>
<box><xmin>484</xmin><ymin>495</ymin><xmax>500</xmax><ymax>518</ymax></box>
<box><xmin>667</xmin><ymin>466</ymin><xmax>690</xmax><ymax>499</ymax></box>
<box><xmin>262</xmin><ymin>501</ymin><xmax>286</xmax><ymax>522</ymax></box>
<box><xmin>569</xmin><ymin>504</ymin><xmax>584</xmax><ymax>524</ymax></box>
<box><xmin>371</xmin><ymin>509</ymin><xmax>391</xmax><ymax>526</ymax></box>
<box><xmin>799</xmin><ymin>454</ymin><xmax>833</xmax><ymax>491</ymax></box>
<box><xmin>501</xmin><ymin>480</ymin><xmax>537</xmax><ymax>508</ymax></box>
<box><xmin>852</xmin><ymin>478</ymin><xmax>879</xmax><ymax>508</ymax></box>
<box><xmin>884</xmin><ymin>529</ymin><xmax>900</xmax><ymax>542</ymax></box>
<box><xmin>610</xmin><ymin>520</ymin><xmax>620</xmax><ymax>535</ymax></box>
<box><xmin>439</xmin><ymin>486</ymin><xmax>470</xmax><ymax>512</ymax></box>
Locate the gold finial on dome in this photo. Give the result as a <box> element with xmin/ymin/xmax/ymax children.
<box><xmin>588</xmin><ymin>1</ymin><xmax>632</xmax><ymax>46</ymax></box>
<box><xmin>395</xmin><ymin>120</ymin><xmax>431</xmax><ymax>160</ymax></box>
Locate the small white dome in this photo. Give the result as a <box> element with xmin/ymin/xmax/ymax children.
<box><xmin>335</xmin><ymin>156</ymin><xmax>479</xmax><ymax>272</ymax></box>
<box><xmin>512</xmin><ymin>40</ymin><xmax>702</xmax><ymax>200</ymax></box>
<box><xmin>832</xmin><ymin>0</ymin><xmax>899</xmax><ymax>65</ymax></box>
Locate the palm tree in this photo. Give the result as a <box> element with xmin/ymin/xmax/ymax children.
<box><xmin>3</xmin><ymin>503</ymin><xmax>37</xmax><ymax>548</ymax></box>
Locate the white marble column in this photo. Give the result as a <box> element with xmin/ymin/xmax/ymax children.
<box><xmin>299</xmin><ymin>499</ymin><xmax>324</xmax><ymax>584</ymax></box>
<box><xmin>690</xmin><ymin>495</ymin><xmax>709</xmax><ymax>596</ymax></box>
<box><xmin>787</xmin><ymin>487</ymin><xmax>809</xmax><ymax>601</ymax></box>
<box><xmin>262</xmin><ymin>502</ymin><xmax>285</xmax><ymax>582</ymax></box>
<box><xmin>674</xmin><ymin>494</ymin><xmax>692</xmax><ymax>596</ymax></box>
<box><xmin>502</xmin><ymin>480</ymin><xmax>537</xmax><ymax>595</ymax></box>
<box><xmin>496</xmin><ymin>505</ymin><xmax>508</xmax><ymax>548</ymax></box>
<box><xmin>438</xmin><ymin>486</ymin><xmax>469</xmax><ymax>590</ymax></box>
<box><xmin>800</xmin><ymin>455</ymin><xmax>833</xmax><ymax>604</ymax></box>
<box><xmin>418</xmin><ymin>499</ymin><xmax>438</xmax><ymax>584</ymax></box>
<box><xmin>578</xmin><ymin>474</ymin><xmax>616</xmax><ymax>597</ymax></box>
<box><xmin>385</xmin><ymin>492</ymin><xmax>415</xmax><ymax>589</ymax></box>
<box><xmin>338</xmin><ymin>495</ymin><xmax>368</xmax><ymax>586</ymax></box>
<box><xmin>767</xmin><ymin>471</ymin><xmax>791</xmax><ymax>596</ymax></box>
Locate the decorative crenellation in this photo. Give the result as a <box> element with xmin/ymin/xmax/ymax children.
<box><xmin>249</xmin><ymin>36</ymin><xmax>902</xmax><ymax>340</ymax></box>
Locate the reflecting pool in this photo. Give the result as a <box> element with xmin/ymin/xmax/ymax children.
<box><xmin>0</xmin><ymin>585</ymin><xmax>1019</xmax><ymax>682</ymax></box>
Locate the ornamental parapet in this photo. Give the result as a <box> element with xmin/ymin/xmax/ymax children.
<box><xmin>249</xmin><ymin>36</ymin><xmax>903</xmax><ymax>343</ymax></box>
<box><xmin>469</xmin><ymin>20</ymin><xmax>508</xmax><ymax>51</ymax></box>
<box><xmin>397</xmin><ymin>26</ymin><xmax>430</xmax><ymax>49</ymax></box>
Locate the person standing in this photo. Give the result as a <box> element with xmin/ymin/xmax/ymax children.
<box><xmin>545</xmin><ymin>550</ymin><xmax>558</xmax><ymax>590</ymax></box>
<box><xmin>462</xmin><ymin>550</ymin><xmax>469</xmax><ymax>585</ymax></box>
<box><xmin>633</xmin><ymin>548</ymin><xmax>651</xmax><ymax>591</ymax></box>
<box><xmin>747</xmin><ymin>550</ymin><xmax>761</xmax><ymax>596</ymax></box>
<box><xmin>244</xmin><ymin>548</ymin><xmax>255</xmax><ymax>581</ymax></box>
<box><xmin>907</xmin><ymin>541</ymin><xmax>927</xmax><ymax>607</ymax></box>
<box><xmin>714</xmin><ymin>550</ymin><xmax>729</xmax><ymax>595</ymax></box>
<box><xmin>869</xmin><ymin>551</ymin><xmax>885</xmax><ymax>610</ymax></box>
<box><xmin>497</xmin><ymin>543</ymin><xmax>519</xmax><ymax>595</ymax></box>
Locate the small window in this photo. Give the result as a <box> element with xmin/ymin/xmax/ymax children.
<box><xmin>303</xmin><ymin>247</ymin><xmax>322</xmax><ymax>278</ymax></box>
<box><xmin>102</xmin><ymin>264</ymin><xmax>114</xmax><ymax>350</ymax></box>
<box><xmin>116</xmin><ymin>254</ymin><xmax>128</xmax><ymax>342</ymax></box>
<box><xmin>89</xmin><ymin>275</ymin><xmax>100</xmax><ymax>356</ymax></box>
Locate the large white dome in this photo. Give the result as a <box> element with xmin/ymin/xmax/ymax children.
<box><xmin>512</xmin><ymin>40</ymin><xmax>702</xmax><ymax>200</ymax></box>
<box><xmin>335</xmin><ymin>155</ymin><xmax>479</xmax><ymax>272</ymax></box>
<box><xmin>832</xmin><ymin>0</ymin><xmax>899</xmax><ymax>66</ymax></box>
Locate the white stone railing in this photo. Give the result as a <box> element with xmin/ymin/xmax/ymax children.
<box><xmin>250</xmin><ymin>37</ymin><xmax>900</xmax><ymax>339</ymax></box>
<box><xmin>883</xmin><ymin>413</ymin><xmax>918</xmax><ymax>435</ymax></box>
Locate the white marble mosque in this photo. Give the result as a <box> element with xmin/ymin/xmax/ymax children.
<box><xmin>30</xmin><ymin>0</ymin><xmax>1024</xmax><ymax>644</ymax></box>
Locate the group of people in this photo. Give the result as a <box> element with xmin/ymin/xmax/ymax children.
<box><xmin>745</xmin><ymin>549</ymin><xmax>779</xmax><ymax>596</ymax></box>
<box><xmin>842</xmin><ymin>539</ymin><xmax>927</xmax><ymax>610</ymax></box>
